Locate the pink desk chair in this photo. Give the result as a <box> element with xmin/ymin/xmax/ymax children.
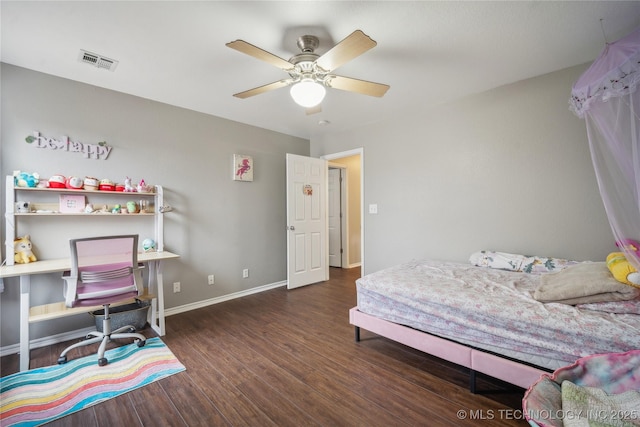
<box><xmin>57</xmin><ymin>235</ymin><xmax>146</xmax><ymax>366</ymax></box>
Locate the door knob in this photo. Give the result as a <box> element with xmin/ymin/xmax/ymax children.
<box><xmin>287</xmin><ymin>225</ymin><xmax>295</xmax><ymax>231</ymax></box>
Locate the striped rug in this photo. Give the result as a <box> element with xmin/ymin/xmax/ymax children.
<box><xmin>0</xmin><ymin>337</ymin><xmax>185</xmax><ymax>427</ymax></box>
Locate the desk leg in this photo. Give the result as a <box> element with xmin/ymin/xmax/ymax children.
<box><xmin>19</xmin><ymin>275</ymin><xmax>31</xmax><ymax>371</ymax></box>
<box><xmin>147</xmin><ymin>261</ymin><xmax>165</xmax><ymax>336</ymax></box>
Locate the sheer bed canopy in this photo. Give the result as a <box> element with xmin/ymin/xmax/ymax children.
<box><xmin>570</xmin><ymin>27</ymin><xmax>640</xmax><ymax>271</ymax></box>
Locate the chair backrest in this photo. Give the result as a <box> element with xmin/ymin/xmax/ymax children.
<box><xmin>64</xmin><ymin>235</ymin><xmax>142</xmax><ymax>307</ymax></box>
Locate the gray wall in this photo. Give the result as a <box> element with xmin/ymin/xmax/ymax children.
<box><xmin>0</xmin><ymin>64</ymin><xmax>309</xmax><ymax>347</ymax></box>
<box><xmin>312</xmin><ymin>64</ymin><xmax>614</xmax><ymax>274</ymax></box>
<box><xmin>1</xmin><ymin>61</ymin><xmax>617</xmax><ymax>347</ymax></box>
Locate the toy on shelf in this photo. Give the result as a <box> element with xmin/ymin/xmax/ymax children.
<box><xmin>111</xmin><ymin>204</ymin><xmax>121</xmax><ymax>214</ymax></box>
<box><xmin>15</xmin><ymin>201</ymin><xmax>31</xmax><ymax>213</ymax></box>
<box><xmin>14</xmin><ymin>235</ymin><xmax>37</xmax><ymax>264</ymax></box>
<box><xmin>14</xmin><ymin>171</ymin><xmax>40</xmax><ymax>188</ymax></box>
<box><xmin>137</xmin><ymin>179</ymin><xmax>152</xmax><ymax>193</ymax></box>
<box><xmin>99</xmin><ymin>179</ymin><xmax>115</xmax><ymax>191</ymax></box>
<box><xmin>48</xmin><ymin>174</ymin><xmax>66</xmax><ymax>188</ymax></box>
<box><xmin>84</xmin><ymin>177</ymin><xmax>99</xmax><ymax>190</ymax></box>
<box><xmin>124</xmin><ymin>177</ymin><xmax>136</xmax><ymax>192</ymax></box>
<box><xmin>142</xmin><ymin>238</ymin><xmax>156</xmax><ymax>252</ymax></box>
<box><xmin>126</xmin><ymin>201</ymin><xmax>139</xmax><ymax>213</ymax></box>
<box><xmin>65</xmin><ymin>176</ymin><xmax>84</xmax><ymax>190</ymax></box>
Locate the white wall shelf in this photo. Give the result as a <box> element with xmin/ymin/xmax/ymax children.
<box><xmin>5</xmin><ymin>175</ymin><xmax>165</xmax><ymax>266</ymax></box>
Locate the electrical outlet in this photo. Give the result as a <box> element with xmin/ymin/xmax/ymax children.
<box><xmin>208</xmin><ymin>274</ymin><xmax>215</xmax><ymax>285</ymax></box>
<box><xmin>173</xmin><ymin>281</ymin><xmax>181</xmax><ymax>293</ymax></box>
<box><xmin>242</xmin><ymin>268</ymin><xmax>249</xmax><ymax>278</ymax></box>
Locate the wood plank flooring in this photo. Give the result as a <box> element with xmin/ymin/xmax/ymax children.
<box><xmin>1</xmin><ymin>267</ymin><xmax>530</xmax><ymax>426</ymax></box>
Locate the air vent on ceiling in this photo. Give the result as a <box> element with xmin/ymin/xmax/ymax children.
<box><xmin>78</xmin><ymin>50</ymin><xmax>119</xmax><ymax>71</ymax></box>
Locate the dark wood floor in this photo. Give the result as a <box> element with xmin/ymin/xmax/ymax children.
<box><xmin>2</xmin><ymin>267</ymin><xmax>530</xmax><ymax>426</ymax></box>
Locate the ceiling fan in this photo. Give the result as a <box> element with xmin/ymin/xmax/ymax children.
<box><xmin>226</xmin><ymin>30</ymin><xmax>390</xmax><ymax>112</ymax></box>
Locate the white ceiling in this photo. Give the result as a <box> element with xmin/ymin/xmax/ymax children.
<box><xmin>2</xmin><ymin>1</ymin><xmax>640</xmax><ymax>140</ymax></box>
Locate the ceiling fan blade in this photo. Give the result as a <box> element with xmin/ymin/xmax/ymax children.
<box><xmin>315</xmin><ymin>30</ymin><xmax>377</xmax><ymax>72</ymax></box>
<box><xmin>327</xmin><ymin>75</ymin><xmax>390</xmax><ymax>97</ymax></box>
<box><xmin>226</xmin><ymin>40</ymin><xmax>293</xmax><ymax>71</ymax></box>
<box><xmin>233</xmin><ymin>79</ymin><xmax>293</xmax><ymax>99</ymax></box>
<box><xmin>305</xmin><ymin>105</ymin><xmax>322</xmax><ymax>115</ymax></box>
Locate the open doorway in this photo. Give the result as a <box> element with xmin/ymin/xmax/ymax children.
<box><xmin>322</xmin><ymin>149</ymin><xmax>363</xmax><ymax>277</ymax></box>
<box><xmin>328</xmin><ymin>166</ymin><xmax>346</xmax><ymax>268</ymax></box>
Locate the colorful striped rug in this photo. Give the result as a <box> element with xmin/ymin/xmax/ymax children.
<box><xmin>0</xmin><ymin>337</ymin><xmax>185</xmax><ymax>427</ymax></box>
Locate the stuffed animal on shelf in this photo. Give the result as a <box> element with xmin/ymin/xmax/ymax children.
<box><xmin>14</xmin><ymin>171</ymin><xmax>39</xmax><ymax>188</ymax></box>
<box><xmin>142</xmin><ymin>238</ymin><xmax>156</xmax><ymax>252</ymax></box>
<box><xmin>14</xmin><ymin>235</ymin><xmax>37</xmax><ymax>264</ymax></box>
<box><xmin>124</xmin><ymin>177</ymin><xmax>136</xmax><ymax>192</ymax></box>
<box><xmin>607</xmin><ymin>252</ymin><xmax>640</xmax><ymax>287</ymax></box>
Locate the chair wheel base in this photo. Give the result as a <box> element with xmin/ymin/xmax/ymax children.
<box><xmin>98</xmin><ymin>357</ymin><xmax>108</xmax><ymax>366</ymax></box>
<box><xmin>136</xmin><ymin>339</ymin><xmax>146</xmax><ymax>348</ymax></box>
<box><xmin>57</xmin><ymin>356</ymin><xmax>67</xmax><ymax>365</ymax></box>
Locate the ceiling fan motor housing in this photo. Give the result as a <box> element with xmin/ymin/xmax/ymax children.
<box><xmin>297</xmin><ymin>35</ymin><xmax>319</xmax><ymax>53</ymax></box>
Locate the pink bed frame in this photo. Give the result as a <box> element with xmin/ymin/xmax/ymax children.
<box><xmin>349</xmin><ymin>307</ymin><xmax>548</xmax><ymax>391</ymax></box>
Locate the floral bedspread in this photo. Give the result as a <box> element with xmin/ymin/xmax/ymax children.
<box><xmin>356</xmin><ymin>260</ymin><xmax>640</xmax><ymax>367</ymax></box>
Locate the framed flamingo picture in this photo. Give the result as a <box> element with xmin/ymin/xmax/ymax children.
<box><xmin>233</xmin><ymin>154</ymin><xmax>253</xmax><ymax>181</ymax></box>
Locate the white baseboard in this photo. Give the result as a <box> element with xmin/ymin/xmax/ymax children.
<box><xmin>164</xmin><ymin>280</ymin><xmax>286</xmax><ymax>317</ymax></box>
<box><xmin>0</xmin><ymin>280</ymin><xmax>287</xmax><ymax>358</ymax></box>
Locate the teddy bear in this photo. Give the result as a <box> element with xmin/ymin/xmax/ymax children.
<box><xmin>607</xmin><ymin>251</ymin><xmax>640</xmax><ymax>288</ymax></box>
<box><xmin>14</xmin><ymin>235</ymin><xmax>37</xmax><ymax>264</ymax></box>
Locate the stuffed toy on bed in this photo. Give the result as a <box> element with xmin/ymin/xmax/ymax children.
<box><xmin>606</xmin><ymin>252</ymin><xmax>640</xmax><ymax>288</ymax></box>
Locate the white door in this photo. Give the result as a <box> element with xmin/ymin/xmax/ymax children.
<box><xmin>286</xmin><ymin>153</ymin><xmax>329</xmax><ymax>289</ymax></box>
<box><xmin>328</xmin><ymin>168</ymin><xmax>342</xmax><ymax>267</ymax></box>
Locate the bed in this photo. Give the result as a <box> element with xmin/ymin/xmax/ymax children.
<box><xmin>349</xmin><ymin>253</ymin><xmax>640</xmax><ymax>391</ymax></box>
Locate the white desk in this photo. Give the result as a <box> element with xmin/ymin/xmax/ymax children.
<box><xmin>0</xmin><ymin>250</ymin><xmax>179</xmax><ymax>371</ymax></box>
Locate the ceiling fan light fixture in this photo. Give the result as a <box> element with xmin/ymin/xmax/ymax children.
<box><xmin>290</xmin><ymin>79</ymin><xmax>326</xmax><ymax>108</ymax></box>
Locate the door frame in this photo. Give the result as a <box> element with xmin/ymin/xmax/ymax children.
<box><xmin>321</xmin><ymin>148</ymin><xmax>364</xmax><ymax>275</ymax></box>
<box><xmin>328</xmin><ymin>164</ymin><xmax>348</xmax><ymax>268</ymax></box>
